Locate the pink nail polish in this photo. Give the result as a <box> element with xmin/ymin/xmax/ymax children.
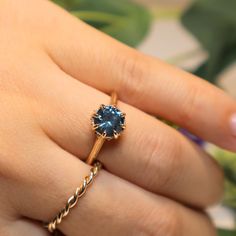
<box><xmin>230</xmin><ymin>113</ymin><xmax>236</xmax><ymax>136</ymax></box>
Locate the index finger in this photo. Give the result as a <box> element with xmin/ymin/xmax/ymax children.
<box><xmin>44</xmin><ymin>1</ymin><xmax>236</xmax><ymax>151</ymax></box>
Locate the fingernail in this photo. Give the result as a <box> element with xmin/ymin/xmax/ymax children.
<box><xmin>230</xmin><ymin>113</ymin><xmax>236</xmax><ymax>136</ymax></box>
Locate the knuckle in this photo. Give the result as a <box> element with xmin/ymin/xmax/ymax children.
<box><xmin>117</xmin><ymin>51</ymin><xmax>148</xmax><ymax>104</ymax></box>
<box><xmin>136</xmin><ymin>205</ymin><xmax>182</xmax><ymax>236</ymax></box>
<box><xmin>177</xmin><ymin>83</ymin><xmax>201</xmax><ymax>128</ymax></box>
<box><xmin>141</xmin><ymin>129</ymin><xmax>183</xmax><ymax>189</ymax></box>
<box><xmin>165</xmin><ymin>207</ymin><xmax>183</xmax><ymax>236</ymax></box>
<box><xmin>159</xmin><ymin>134</ymin><xmax>183</xmax><ymax>188</ymax></box>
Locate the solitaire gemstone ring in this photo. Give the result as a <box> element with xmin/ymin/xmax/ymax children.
<box><xmin>86</xmin><ymin>92</ymin><xmax>126</xmax><ymax>165</ymax></box>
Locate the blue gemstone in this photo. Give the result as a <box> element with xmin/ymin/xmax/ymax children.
<box><xmin>92</xmin><ymin>105</ymin><xmax>125</xmax><ymax>138</ymax></box>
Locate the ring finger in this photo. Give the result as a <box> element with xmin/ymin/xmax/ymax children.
<box><xmin>35</xmin><ymin>64</ymin><xmax>224</xmax><ymax>208</ymax></box>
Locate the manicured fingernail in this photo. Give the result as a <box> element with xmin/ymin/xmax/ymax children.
<box><xmin>230</xmin><ymin>113</ymin><xmax>236</xmax><ymax>136</ymax></box>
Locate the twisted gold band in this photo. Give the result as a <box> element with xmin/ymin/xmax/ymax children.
<box><xmin>45</xmin><ymin>161</ymin><xmax>102</xmax><ymax>233</ymax></box>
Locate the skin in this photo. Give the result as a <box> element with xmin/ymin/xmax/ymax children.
<box><xmin>0</xmin><ymin>0</ymin><xmax>235</xmax><ymax>235</ymax></box>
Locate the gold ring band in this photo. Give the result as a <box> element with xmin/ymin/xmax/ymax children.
<box><xmin>45</xmin><ymin>161</ymin><xmax>102</xmax><ymax>233</ymax></box>
<box><xmin>86</xmin><ymin>92</ymin><xmax>126</xmax><ymax>165</ymax></box>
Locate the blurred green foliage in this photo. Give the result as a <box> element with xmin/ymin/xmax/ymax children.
<box><xmin>181</xmin><ymin>0</ymin><xmax>236</xmax><ymax>84</ymax></box>
<box><xmin>218</xmin><ymin>228</ymin><xmax>236</xmax><ymax>236</ymax></box>
<box><xmin>52</xmin><ymin>0</ymin><xmax>151</xmax><ymax>47</ymax></box>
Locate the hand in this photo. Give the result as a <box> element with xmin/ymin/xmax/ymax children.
<box><xmin>0</xmin><ymin>0</ymin><xmax>234</xmax><ymax>235</ymax></box>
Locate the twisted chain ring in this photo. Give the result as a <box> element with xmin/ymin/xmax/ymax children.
<box><xmin>45</xmin><ymin>161</ymin><xmax>102</xmax><ymax>233</ymax></box>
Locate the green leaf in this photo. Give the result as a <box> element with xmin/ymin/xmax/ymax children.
<box><xmin>181</xmin><ymin>0</ymin><xmax>236</xmax><ymax>84</ymax></box>
<box><xmin>217</xmin><ymin>228</ymin><xmax>236</xmax><ymax>236</ymax></box>
<box><xmin>52</xmin><ymin>0</ymin><xmax>152</xmax><ymax>47</ymax></box>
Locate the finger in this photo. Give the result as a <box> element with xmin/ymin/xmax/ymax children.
<box><xmin>7</xmin><ymin>139</ymin><xmax>216</xmax><ymax>236</ymax></box>
<box><xmin>44</xmin><ymin>2</ymin><xmax>236</xmax><ymax>152</ymax></box>
<box><xmin>0</xmin><ymin>217</ymin><xmax>49</xmax><ymax>236</ymax></box>
<box><xmin>36</xmin><ymin>64</ymin><xmax>223</xmax><ymax>208</ymax></box>
<box><xmin>16</xmin><ymin>221</ymin><xmax>50</xmax><ymax>236</ymax></box>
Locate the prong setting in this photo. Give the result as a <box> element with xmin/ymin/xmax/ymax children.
<box><xmin>102</xmin><ymin>131</ymin><xmax>107</xmax><ymax>138</ymax></box>
<box><xmin>92</xmin><ymin>124</ymin><xmax>100</xmax><ymax>130</ymax></box>
<box><xmin>113</xmin><ymin>130</ymin><xmax>119</xmax><ymax>139</ymax></box>
<box><xmin>91</xmin><ymin>105</ymin><xmax>126</xmax><ymax>140</ymax></box>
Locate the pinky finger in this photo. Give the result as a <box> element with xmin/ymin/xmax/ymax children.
<box><xmin>1</xmin><ymin>219</ymin><xmax>50</xmax><ymax>236</ymax></box>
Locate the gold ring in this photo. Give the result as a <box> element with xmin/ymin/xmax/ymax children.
<box><xmin>45</xmin><ymin>161</ymin><xmax>102</xmax><ymax>233</ymax></box>
<box><xmin>86</xmin><ymin>92</ymin><xmax>126</xmax><ymax>165</ymax></box>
